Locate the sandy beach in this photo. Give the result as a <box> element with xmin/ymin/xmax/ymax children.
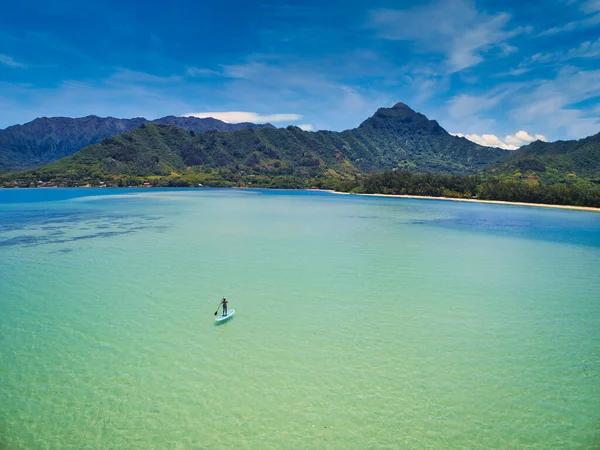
<box><xmin>317</xmin><ymin>190</ymin><xmax>600</xmax><ymax>213</ymax></box>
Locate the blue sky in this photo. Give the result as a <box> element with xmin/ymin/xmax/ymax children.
<box><xmin>1</xmin><ymin>0</ymin><xmax>599</xmax><ymax>148</ymax></box>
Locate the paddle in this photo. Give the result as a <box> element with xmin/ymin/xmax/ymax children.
<box><xmin>214</xmin><ymin>299</ymin><xmax>223</xmax><ymax>316</ymax></box>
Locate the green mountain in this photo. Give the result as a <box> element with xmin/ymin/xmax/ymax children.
<box><xmin>10</xmin><ymin>123</ymin><xmax>361</xmax><ymax>188</ymax></box>
<box><xmin>490</xmin><ymin>132</ymin><xmax>600</xmax><ymax>184</ymax></box>
<box><xmin>2</xmin><ymin>103</ymin><xmax>510</xmax><ymax>188</ymax></box>
<box><xmin>345</xmin><ymin>102</ymin><xmax>507</xmax><ymax>172</ymax></box>
<box><xmin>0</xmin><ymin>115</ymin><xmax>272</xmax><ymax>172</ymax></box>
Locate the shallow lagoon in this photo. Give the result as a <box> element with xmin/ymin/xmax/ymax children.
<box><xmin>1</xmin><ymin>188</ymin><xmax>599</xmax><ymax>448</ymax></box>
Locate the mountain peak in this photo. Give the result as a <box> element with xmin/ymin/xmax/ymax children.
<box><xmin>358</xmin><ymin>102</ymin><xmax>447</xmax><ymax>135</ymax></box>
<box><xmin>391</xmin><ymin>102</ymin><xmax>415</xmax><ymax>112</ymax></box>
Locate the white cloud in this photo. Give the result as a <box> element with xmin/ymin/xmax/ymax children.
<box><xmin>452</xmin><ymin>132</ymin><xmax>517</xmax><ymax>149</ymax></box>
<box><xmin>410</xmin><ymin>77</ymin><xmax>444</xmax><ymax>103</ymax></box>
<box><xmin>0</xmin><ymin>76</ymin><xmax>194</xmax><ymax>128</ymax></box>
<box><xmin>565</xmin><ymin>38</ymin><xmax>600</xmax><ymax>59</ymax></box>
<box><xmin>298</xmin><ymin>124</ymin><xmax>314</xmax><ymax>131</ymax></box>
<box><xmin>183</xmin><ymin>111</ymin><xmax>303</xmax><ymax>123</ymax></box>
<box><xmin>211</xmin><ymin>57</ymin><xmax>395</xmax><ymax>131</ymax></box>
<box><xmin>457</xmin><ymin>133</ymin><xmax>517</xmax><ymax>149</ymax></box>
<box><xmin>222</xmin><ymin>62</ymin><xmax>267</xmax><ymax>80</ymax></box>
<box><xmin>368</xmin><ymin>0</ymin><xmax>526</xmax><ymax>72</ymax></box>
<box><xmin>513</xmin><ymin>67</ymin><xmax>600</xmax><ymax>138</ymax></box>
<box><xmin>0</xmin><ymin>54</ymin><xmax>25</xmax><ymax>68</ymax></box>
<box><xmin>445</xmin><ymin>83</ymin><xmax>525</xmax><ymax>124</ymax></box>
<box><xmin>0</xmin><ymin>58</ymin><xmax>390</xmax><ymax>131</ymax></box>
<box><xmin>504</xmin><ymin>130</ymin><xmax>547</xmax><ymax>145</ymax></box>
<box><xmin>498</xmin><ymin>67</ymin><xmax>531</xmax><ymax>77</ymax></box>
<box><xmin>452</xmin><ymin>130</ymin><xmax>547</xmax><ymax>150</ymax></box>
<box><xmin>186</xmin><ymin>67</ymin><xmax>221</xmax><ymax>77</ymax></box>
<box><xmin>525</xmin><ymin>38</ymin><xmax>600</xmax><ymax>65</ymax></box>
<box><xmin>538</xmin><ymin>1</ymin><xmax>600</xmax><ymax>36</ymax></box>
<box><xmin>448</xmin><ymin>92</ymin><xmax>504</xmax><ymax>119</ymax></box>
<box><xmin>582</xmin><ymin>0</ymin><xmax>600</xmax><ymax>13</ymax></box>
<box><xmin>110</xmin><ymin>69</ymin><xmax>182</xmax><ymax>84</ymax></box>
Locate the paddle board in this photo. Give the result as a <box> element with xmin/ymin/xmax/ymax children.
<box><xmin>215</xmin><ymin>309</ymin><xmax>235</xmax><ymax>323</ymax></box>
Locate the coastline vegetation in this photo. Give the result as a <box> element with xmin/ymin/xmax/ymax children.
<box><xmin>1</xmin><ymin>117</ymin><xmax>599</xmax><ymax>209</ymax></box>
<box><xmin>338</xmin><ymin>171</ymin><xmax>600</xmax><ymax>208</ymax></box>
<box><xmin>3</xmin><ymin>169</ymin><xmax>599</xmax><ymax>208</ymax></box>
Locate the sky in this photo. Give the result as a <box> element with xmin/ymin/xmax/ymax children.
<box><xmin>1</xmin><ymin>0</ymin><xmax>599</xmax><ymax>149</ymax></box>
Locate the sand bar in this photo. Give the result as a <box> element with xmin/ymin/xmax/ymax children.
<box><xmin>316</xmin><ymin>190</ymin><xmax>600</xmax><ymax>213</ymax></box>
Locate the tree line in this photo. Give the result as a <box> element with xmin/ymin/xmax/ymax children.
<box><xmin>3</xmin><ymin>165</ymin><xmax>600</xmax><ymax>209</ymax></box>
<box><xmin>337</xmin><ymin>171</ymin><xmax>600</xmax><ymax>208</ymax></box>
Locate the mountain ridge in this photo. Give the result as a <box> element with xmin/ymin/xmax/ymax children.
<box><xmin>0</xmin><ymin>115</ymin><xmax>274</xmax><ymax>172</ymax></box>
<box><xmin>1</xmin><ymin>103</ymin><xmax>511</xmax><ymax>188</ymax></box>
<box><xmin>2</xmin><ymin>102</ymin><xmax>599</xmax><ymax>190</ymax></box>
<box><xmin>490</xmin><ymin>131</ymin><xmax>600</xmax><ymax>181</ymax></box>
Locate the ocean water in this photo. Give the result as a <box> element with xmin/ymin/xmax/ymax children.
<box><xmin>1</xmin><ymin>188</ymin><xmax>599</xmax><ymax>449</ymax></box>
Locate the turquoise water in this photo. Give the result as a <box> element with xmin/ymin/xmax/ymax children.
<box><xmin>1</xmin><ymin>188</ymin><xmax>599</xmax><ymax>449</ymax></box>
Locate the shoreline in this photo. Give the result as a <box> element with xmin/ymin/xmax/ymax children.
<box><xmin>317</xmin><ymin>190</ymin><xmax>600</xmax><ymax>213</ymax></box>
<box><xmin>3</xmin><ymin>185</ymin><xmax>599</xmax><ymax>212</ymax></box>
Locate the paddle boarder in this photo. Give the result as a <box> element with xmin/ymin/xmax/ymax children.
<box><xmin>220</xmin><ymin>297</ymin><xmax>228</xmax><ymax>315</ymax></box>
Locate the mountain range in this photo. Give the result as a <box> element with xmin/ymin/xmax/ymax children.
<box><xmin>492</xmin><ymin>131</ymin><xmax>600</xmax><ymax>182</ymax></box>
<box><xmin>1</xmin><ymin>102</ymin><xmax>599</xmax><ymax>188</ymax></box>
<box><xmin>0</xmin><ymin>115</ymin><xmax>273</xmax><ymax>172</ymax></box>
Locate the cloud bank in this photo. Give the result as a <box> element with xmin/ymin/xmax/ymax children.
<box><xmin>183</xmin><ymin>111</ymin><xmax>303</xmax><ymax>123</ymax></box>
<box><xmin>368</xmin><ymin>0</ymin><xmax>526</xmax><ymax>72</ymax></box>
<box><xmin>452</xmin><ymin>130</ymin><xmax>547</xmax><ymax>150</ymax></box>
